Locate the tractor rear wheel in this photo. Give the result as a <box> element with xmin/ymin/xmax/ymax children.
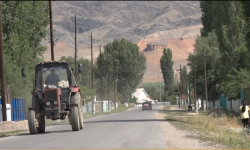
<box><xmin>37</xmin><ymin>116</ymin><xmax>45</xmax><ymax>133</ymax></box>
<box><xmin>71</xmin><ymin>107</ymin><xmax>80</xmax><ymax>131</ymax></box>
<box><xmin>79</xmin><ymin>107</ymin><xmax>83</xmax><ymax>130</ymax></box>
<box><xmin>28</xmin><ymin>110</ymin><xmax>37</xmax><ymax>134</ymax></box>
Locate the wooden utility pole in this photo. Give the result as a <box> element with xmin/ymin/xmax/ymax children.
<box><xmin>91</xmin><ymin>32</ymin><xmax>93</xmax><ymax>89</ymax></box>
<box><xmin>188</xmin><ymin>79</ymin><xmax>191</xmax><ymax>106</ymax></box>
<box><xmin>0</xmin><ymin>4</ymin><xmax>6</xmax><ymax>121</ymax></box>
<box><xmin>194</xmin><ymin>64</ymin><xmax>197</xmax><ymax>110</ymax></box>
<box><xmin>106</xmin><ymin>52</ymin><xmax>110</xmax><ymax>111</ymax></box>
<box><xmin>180</xmin><ymin>65</ymin><xmax>182</xmax><ymax>107</ymax></box>
<box><xmin>90</xmin><ymin>32</ymin><xmax>94</xmax><ymax>114</ymax></box>
<box><xmin>100</xmin><ymin>45</ymin><xmax>103</xmax><ymax>112</ymax></box>
<box><xmin>74</xmin><ymin>15</ymin><xmax>77</xmax><ymax>82</ymax></box>
<box><xmin>113</xmin><ymin>59</ymin><xmax>117</xmax><ymax>109</ymax></box>
<box><xmin>203</xmin><ymin>48</ymin><xmax>208</xmax><ymax>110</ymax></box>
<box><xmin>49</xmin><ymin>1</ymin><xmax>54</xmax><ymax>61</ymax></box>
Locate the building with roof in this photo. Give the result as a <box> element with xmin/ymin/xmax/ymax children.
<box><xmin>131</xmin><ymin>88</ymin><xmax>154</xmax><ymax>104</ymax></box>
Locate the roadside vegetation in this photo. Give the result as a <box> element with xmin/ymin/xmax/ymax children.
<box><xmin>0</xmin><ymin>2</ymin><xmax>147</xmax><ymax>110</ymax></box>
<box><xmin>0</xmin><ymin>130</ymin><xmax>28</xmax><ymax>138</ymax></box>
<box><xmin>161</xmin><ymin>105</ymin><xmax>250</xmax><ymax>149</ymax></box>
<box><xmin>187</xmin><ymin>1</ymin><xmax>250</xmax><ymax>102</ymax></box>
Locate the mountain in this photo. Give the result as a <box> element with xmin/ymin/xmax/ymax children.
<box><xmin>42</xmin><ymin>1</ymin><xmax>202</xmax><ymax>82</ymax></box>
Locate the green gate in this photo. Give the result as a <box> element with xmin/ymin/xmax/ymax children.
<box><xmin>220</xmin><ymin>96</ymin><xmax>227</xmax><ymax>109</ymax></box>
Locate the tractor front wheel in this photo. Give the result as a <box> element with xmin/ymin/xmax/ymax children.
<box><xmin>71</xmin><ymin>107</ymin><xmax>80</xmax><ymax>131</ymax></box>
<box><xmin>28</xmin><ymin>110</ymin><xmax>37</xmax><ymax>134</ymax></box>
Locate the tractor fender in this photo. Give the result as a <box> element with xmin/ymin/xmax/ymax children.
<box><xmin>28</xmin><ymin>107</ymin><xmax>36</xmax><ymax>111</ymax></box>
<box><xmin>70</xmin><ymin>92</ymin><xmax>81</xmax><ymax>105</ymax></box>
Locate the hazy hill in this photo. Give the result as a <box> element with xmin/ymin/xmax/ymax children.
<box><xmin>42</xmin><ymin>1</ymin><xmax>202</xmax><ymax>82</ymax></box>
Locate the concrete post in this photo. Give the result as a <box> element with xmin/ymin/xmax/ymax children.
<box><xmin>196</xmin><ymin>100</ymin><xmax>198</xmax><ymax>114</ymax></box>
<box><xmin>93</xmin><ymin>96</ymin><xmax>96</xmax><ymax>114</ymax></box>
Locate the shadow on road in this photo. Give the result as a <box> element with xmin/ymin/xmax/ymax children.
<box><xmin>159</xmin><ymin>110</ymin><xmax>189</xmax><ymax>113</ymax></box>
<box><xmin>84</xmin><ymin>118</ymin><xmax>187</xmax><ymax>124</ymax></box>
<box><xmin>5</xmin><ymin>130</ymin><xmax>73</xmax><ymax>137</ymax></box>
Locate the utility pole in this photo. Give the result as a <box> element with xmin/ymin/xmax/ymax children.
<box><xmin>100</xmin><ymin>45</ymin><xmax>103</xmax><ymax>112</ymax></box>
<box><xmin>188</xmin><ymin>79</ymin><xmax>191</xmax><ymax>106</ymax></box>
<box><xmin>106</xmin><ymin>52</ymin><xmax>110</xmax><ymax>111</ymax></box>
<box><xmin>194</xmin><ymin>64</ymin><xmax>197</xmax><ymax>112</ymax></box>
<box><xmin>74</xmin><ymin>15</ymin><xmax>77</xmax><ymax>82</ymax></box>
<box><xmin>113</xmin><ymin>59</ymin><xmax>117</xmax><ymax>109</ymax></box>
<box><xmin>175</xmin><ymin>71</ymin><xmax>180</xmax><ymax>107</ymax></box>
<box><xmin>179</xmin><ymin>65</ymin><xmax>183</xmax><ymax>107</ymax></box>
<box><xmin>203</xmin><ymin>48</ymin><xmax>208</xmax><ymax>111</ymax></box>
<box><xmin>119</xmin><ymin>65</ymin><xmax>127</xmax><ymax>103</ymax></box>
<box><xmin>158</xmin><ymin>76</ymin><xmax>161</xmax><ymax>102</ymax></box>
<box><xmin>160</xmin><ymin>79</ymin><xmax>162</xmax><ymax>102</ymax></box>
<box><xmin>90</xmin><ymin>32</ymin><xmax>94</xmax><ymax>114</ymax></box>
<box><xmin>0</xmin><ymin>4</ymin><xmax>6</xmax><ymax>121</ymax></box>
<box><xmin>91</xmin><ymin>32</ymin><xmax>93</xmax><ymax>89</ymax></box>
<box><xmin>49</xmin><ymin>0</ymin><xmax>54</xmax><ymax>61</ymax></box>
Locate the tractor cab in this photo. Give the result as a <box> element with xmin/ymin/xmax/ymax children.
<box><xmin>34</xmin><ymin>61</ymin><xmax>76</xmax><ymax>104</ymax></box>
<box><xmin>31</xmin><ymin>61</ymin><xmax>79</xmax><ymax>110</ymax></box>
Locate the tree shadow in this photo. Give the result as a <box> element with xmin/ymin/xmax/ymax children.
<box><xmin>158</xmin><ymin>109</ymin><xmax>189</xmax><ymax>113</ymax></box>
<box><xmin>84</xmin><ymin>118</ymin><xmax>187</xmax><ymax>124</ymax></box>
<box><xmin>2</xmin><ymin>129</ymin><xmax>74</xmax><ymax>138</ymax></box>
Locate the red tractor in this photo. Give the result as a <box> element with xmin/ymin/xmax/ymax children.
<box><xmin>22</xmin><ymin>61</ymin><xmax>84</xmax><ymax>134</ymax></box>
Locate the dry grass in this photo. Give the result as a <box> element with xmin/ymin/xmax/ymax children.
<box><xmin>162</xmin><ymin>106</ymin><xmax>250</xmax><ymax>149</ymax></box>
<box><xmin>0</xmin><ymin>130</ymin><xmax>27</xmax><ymax>138</ymax></box>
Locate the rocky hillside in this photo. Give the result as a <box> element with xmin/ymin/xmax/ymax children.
<box><xmin>42</xmin><ymin>1</ymin><xmax>202</xmax><ymax>82</ymax></box>
<box><xmin>43</xmin><ymin>1</ymin><xmax>201</xmax><ymax>46</ymax></box>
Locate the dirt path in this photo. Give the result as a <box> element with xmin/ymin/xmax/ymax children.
<box><xmin>155</xmin><ymin>105</ymin><xmax>227</xmax><ymax>149</ymax></box>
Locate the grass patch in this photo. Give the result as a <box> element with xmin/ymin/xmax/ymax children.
<box><xmin>162</xmin><ymin>106</ymin><xmax>250</xmax><ymax>149</ymax></box>
<box><xmin>83</xmin><ymin>105</ymin><xmax>133</xmax><ymax>119</ymax></box>
<box><xmin>0</xmin><ymin>130</ymin><xmax>27</xmax><ymax>137</ymax></box>
<box><xmin>45</xmin><ymin>105</ymin><xmax>134</xmax><ymax>126</ymax></box>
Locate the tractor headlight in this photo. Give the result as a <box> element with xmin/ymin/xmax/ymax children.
<box><xmin>46</xmin><ymin>102</ymin><xmax>50</xmax><ymax>105</ymax></box>
<box><xmin>54</xmin><ymin>101</ymin><xmax>58</xmax><ymax>105</ymax></box>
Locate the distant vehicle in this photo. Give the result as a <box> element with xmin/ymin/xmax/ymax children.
<box><xmin>142</xmin><ymin>101</ymin><xmax>152</xmax><ymax>111</ymax></box>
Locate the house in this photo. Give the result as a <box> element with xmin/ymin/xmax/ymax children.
<box><xmin>131</xmin><ymin>88</ymin><xmax>154</xmax><ymax>105</ymax></box>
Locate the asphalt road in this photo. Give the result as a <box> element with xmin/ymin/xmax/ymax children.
<box><xmin>0</xmin><ymin>105</ymin><xmax>166</xmax><ymax>149</ymax></box>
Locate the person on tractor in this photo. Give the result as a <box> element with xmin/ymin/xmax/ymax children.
<box><xmin>45</xmin><ymin>69</ymin><xmax>59</xmax><ymax>87</ymax></box>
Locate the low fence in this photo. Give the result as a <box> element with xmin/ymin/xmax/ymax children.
<box><xmin>207</xmin><ymin>97</ymin><xmax>241</xmax><ymax>114</ymax></box>
<box><xmin>0</xmin><ymin>98</ymin><xmax>25</xmax><ymax>122</ymax></box>
<box><xmin>82</xmin><ymin>101</ymin><xmax>117</xmax><ymax>113</ymax></box>
<box><xmin>157</xmin><ymin>102</ymin><xmax>166</xmax><ymax>105</ymax></box>
<box><xmin>11</xmin><ymin>98</ymin><xmax>25</xmax><ymax>121</ymax></box>
<box><xmin>219</xmin><ymin>96</ymin><xmax>241</xmax><ymax>114</ymax></box>
<box><xmin>165</xmin><ymin>102</ymin><xmax>171</xmax><ymax>105</ymax></box>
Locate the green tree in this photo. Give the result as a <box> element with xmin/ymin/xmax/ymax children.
<box><xmin>212</xmin><ymin>1</ymin><xmax>247</xmax><ymax>74</ymax></box>
<box><xmin>160</xmin><ymin>48</ymin><xmax>174</xmax><ymax>100</ymax></box>
<box><xmin>187</xmin><ymin>31</ymin><xmax>221</xmax><ymax>101</ymax></box>
<box><xmin>95</xmin><ymin>38</ymin><xmax>147</xmax><ymax>99</ymax></box>
<box><xmin>241</xmin><ymin>1</ymin><xmax>250</xmax><ymax>65</ymax></box>
<box><xmin>200</xmin><ymin>1</ymin><xmax>214</xmax><ymax>37</ymax></box>
<box><xmin>0</xmin><ymin>2</ymin><xmax>49</xmax><ymax>106</ymax></box>
<box><xmin>212</xmin><ymin>1</ymin><xmax>248</xmax><ymax>99</ymax></box>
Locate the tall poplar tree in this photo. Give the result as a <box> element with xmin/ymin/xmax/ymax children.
<box><xmin>160</xmin><ymin>48</ymin><xmax>174</xmax><ymax>100</ymax></box>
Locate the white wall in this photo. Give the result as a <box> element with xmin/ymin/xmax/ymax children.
<box><xmin>226</xmin><ymin>100</ymin><xmax>231</xmax><ymax>110</ymax></box>
<box><xmin>138</xmin><ymin>91</ymin><xmax>147</xmax><ymax>100</ymax></box>
<box><xmin>231</xmin><ymin>99</ymin><xmax>241</xmax><ymax>114</ymax></box>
